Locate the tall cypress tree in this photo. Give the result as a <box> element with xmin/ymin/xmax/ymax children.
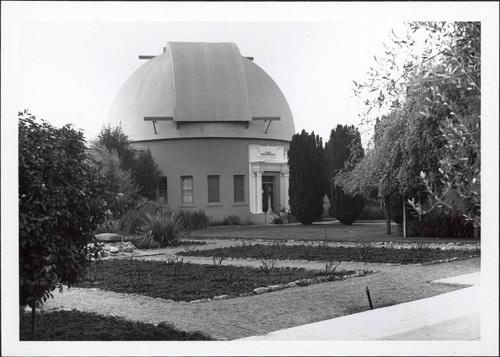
<box><xmin>288</xmin><ymin>130</ymin><xmax>327</xmax><ymax>225</ymax></box>
<box><xmin>325</xmin><ymin>125</ymin><xmax>365</xmax><ymax>225</ymax></box>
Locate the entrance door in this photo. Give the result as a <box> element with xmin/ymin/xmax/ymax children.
<box><xmin>262</xmin><ymin>176</ymin><xmax>275</xmax><ymax>213</ymax></box>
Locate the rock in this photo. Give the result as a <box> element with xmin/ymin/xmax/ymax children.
<box><xmin>268</xmin><ymin>284</ymin><xmax>284</xmax><ymax>291</ymax></box>
<box><xmin>95</xmin><ymin>233</ymin><xmax>123</xmax><ymax>242</ymax></box>
<box><xmin>285</xmin><ymin>282</ymin><xmax>297</xmax><ymax>288</ymax></box>
<box><xmin>122</xmin><ymin>246</ymin><xmax>134</xmax><ymax>253</ymax></box>
<box><xmin>253</xmin><ymin>287</ymin><xmax>268</xmax><ymax>294</ymax></box>
<box><xmin>108</xmin><ymin>246</ymin><xmax>119</xmax><ymax>254</ymax></box>
<box><xmin>213</xmin><ymin>295</ymin><xmax>229</xmax><ymax>300</ymax></box>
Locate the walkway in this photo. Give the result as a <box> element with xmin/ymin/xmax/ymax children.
<box><xmin>238</xmin><ymin>272</ymin><xmax>480</xmax><ymax>340</ymax></box>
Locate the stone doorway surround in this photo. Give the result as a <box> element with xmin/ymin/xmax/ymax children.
<box><xmin>248</xmin><ymin>144</ymin><xmax>290</xmax><ymax>215</ymax></box>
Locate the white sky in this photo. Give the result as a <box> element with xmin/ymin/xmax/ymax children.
<box><xmin>2</xmin><ymin>2</ymin><xmax>499</xmax><ymax>356</ymax></box>
<box><xmin>13</xmin><ymin>20</ymin><xmax>404</xmax><ymax>143</ymax></box>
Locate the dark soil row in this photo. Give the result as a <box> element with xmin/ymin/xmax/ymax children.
<box><xmin>20</xmin><ymin>309</ymin><xmax>212</xmax><ymax>340</ymax></box>
<box><xmin>77</xmin><ymin>259</ymin><xmax>351</xmax><ymax>302</ymax></box>
<box><xmin>176</xmin><ymin>243</ymin><xmax>480</xmax><ymax>264</ymax></box>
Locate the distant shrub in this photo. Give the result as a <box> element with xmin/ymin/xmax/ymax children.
<box><xmin>358</xmin><ymin>202</ymin><xmax>386</xmax><ymax>220</ymax></box>
<box><xmin>177</xmin><ymin>209</ymin><xmax>210</xmax><ymax>231</ymax></box>
<box><xmin>407</xmin><ymin>209</ymin><xmax>474</xmax><ymax>238</ymax></box>
<box><xmin>118</xmin><ymin>198</ymin><xmax>168</xmax><ymax>235</ymax></box>
<box><xmin>211</xmin><ymin>215</ymin><xmax>241</xmax><ymax>226</ymax></box>
<box><xmin>140</xmin><ymin>211</ymin><xmax>184</xmax><ymax>247</ymax></box>
<box><xmin>272</xmin><ymin>217</ymin><xmax>284</xmax><ymax>224</ymax></box>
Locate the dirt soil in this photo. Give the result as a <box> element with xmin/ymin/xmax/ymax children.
<box><xmin>41</xmin><ymin>236</ymin><xmax>480</xmax><ymax>340</ymax></box>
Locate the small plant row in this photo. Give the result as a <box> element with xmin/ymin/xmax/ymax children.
<box><xmin>77</xmin><ymin>258</ymin><xmax>354</xmax><ymax>302</ymax></box>
<box><xmin>176</xmin><ymin>242</ymin><xmax>480</xmax><ymax>264</ymax></box>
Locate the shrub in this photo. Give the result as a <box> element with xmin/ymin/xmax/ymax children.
<box><xmin>211</xmin><ymin>215</ymin><xmax>241</xmax><ymax>226</ymax></box>
<box><xmin>407</xmin><ymin>208</ymin><xmax>474</xmax><ymax>238</ymax></box>
<box><xmin>177</xmin><ymin>209</ymin><xmax>211</xmax><ymax>231</ymax></box>
<box><xmin>19</xmin><ymin>111</ymin><xmax>107</xmax><ymax>335</ymax></box>
<box><xmin>329</xmin><ymin>189</ymin><xmax>365</xmax><ymax>225</ymax></box>
<box><xmin>93</xmin><ymin>218</ymin><xmax>122</xmax><ymax>234</ymax></box>
<box><xmin>140</xmin><ymin>211</ymin><xmax>184</xmax><ymax>247</ymax></box>
<box><xmin>358</xmin><ymin>202</ymin><xmax>386</xmax><ymax>220</ymax></box>
<box><xmin>272</xmin><ymin>217</ymin><xmax>284</xmax><ymax>224</ymax></box>
<box><xmin>125</xmin><ymin>235</ymin><xmax>160</xmax><ymax>249</ymax></box>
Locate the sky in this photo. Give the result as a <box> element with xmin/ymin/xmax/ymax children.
<box><xmin>2</xmin><ymin>3</ymin><xmax>499</xmax><ymax>356</ymax></box>
<box><xmin>2</xmin><ymin>3</ymin><xmax>422</xmax><ymax>145</ymax></box>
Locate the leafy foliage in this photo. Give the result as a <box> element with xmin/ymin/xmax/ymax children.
<box><xmin>19</xmin><ymin>111</ymin><xmax>107</xmax><ymax>309</ymax></box>
<box><xmin>343</xmin><ymin>22</ymin><xmax>480</xmax><ymax>229</ymax></box>
<box><xmin>288</xmin><ymin>130</ymin><xmax>327</xmax><ymax>224</ymax></box>
<box><xmin>86</xmin><ymin>142</ymin><xmax>139</xmax><ymax>218</ymax></box>
<box><xmin>140</xmin><ymin>210</ymin><xmax>184</xmax><ymax>247</ymax></box>
<box><xmin>133</xmin><ymin>148</ymin><xmax>162</xmax><ymax>200</ymax></box>
<box><xmin>97</xmin><ymin>125</ymin><xmax>137</xmax><ymax>171</ymax></box>
<box><xmin>325</xmin><ymin>125</ymin><xmax>365</xmax><ymax>225</ymax></box>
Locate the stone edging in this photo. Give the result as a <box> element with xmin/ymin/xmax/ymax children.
<box><xmin>189</xmin><ymin>269</ymin><xmax>376</xmax><ymax>304</ymax></box>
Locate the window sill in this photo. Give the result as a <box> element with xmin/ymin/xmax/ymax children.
<box><xmin>206</xmin><ymin>203</ymin><xmax>224</xmax><ymax>207</ymax></box>
<box><xmin>179</xmin><ymin>204</ymin><xmax>196</xmax><ymax>208</ymax></box>
<box><xmin>232</xmin><ymin>203</ymin><xmax>248</xmax><ymax>206</ymax></box>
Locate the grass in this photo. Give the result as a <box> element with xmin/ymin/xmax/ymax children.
<box><xmin>176</xmin><ymin>243</ymin><xmax>480</xmax><ymax>264</ymax></box>
<box><xmin>189</xmin><ymin>222</ymin><xmax>479</xmax><ymax>243</ymax></box>
<box><xmin>20</xmin><ymin>309</ymin><xmax>212</xmax><ymax>340</ymax></box>
<box><xmin>77</xmin><ymin>259</ymin><xmax>356</xmax><ymax>301</ymax></box>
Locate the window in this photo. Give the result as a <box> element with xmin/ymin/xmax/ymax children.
<box><xmin>181</xmin><ymin>176</ymin><xmax>194</xmax><ymax>205</ymax></box>
<box><xmin>157</xmin><ymin>176</ymin><xmax>168</xmax><ymax>203</ymax></box>
<box><xmin>234</xmin><ymin>175</ymin><xmax>244</xmax><ymax>202</ymax></box>
<box><xmin>207</xmin><ymin>175</ymin><xmax>220</xmax><ymax>203</ymax></box>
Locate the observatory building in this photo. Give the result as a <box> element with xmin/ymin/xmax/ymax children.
<box><xmin>108</xmin><ymin>42</ymin><xmax>295</xmax><ymax>223</ymax></box>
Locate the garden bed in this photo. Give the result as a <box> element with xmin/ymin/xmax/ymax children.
<box><xmin>176</xmin><ymin>243</ymin><xmax>480</xmax><ymax>264</ymax></box>
<box><xmin>78</xmin><ymin>258</ymin><xmax>359</xmax><ymax>301</ymax></box>
<box><xmin>20</xmin><ymin>309</ymin><xmax>212</xmax><ymax>341</ymax></box>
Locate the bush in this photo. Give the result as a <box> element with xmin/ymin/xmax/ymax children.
<box><xmin>358</xmin><ymin>202</ymin><xmax>386</xmax><ymax>220</ymax></box>
<box><xmin>407</xmin><ymin>208</ymin><xmax>475</xmax><ymax>238</ymax></box>
<box><xmin>94</xmin><ymin>219</ymin><xmax>122</xmax><ymax>234</ymax></box>
<box><xmin>329</xmin><ymin>189</ymin><xmax>365</xmax><ymax>225</ymax></box>
<box><xmin>19</xmin><ymin>111</ymin><xmax>108</xmax><ymax>316</ymax></box>
<box><xmin>177</xmin><ymin>209</ymin><xmax>211</xmax><ymax>231</ymax></box>
<box><xmin>140</xmin><ymin>210</ymin><xmax>184</xmax><ymax>247</ymax></box>
<box><xmin>272</xmin><ymin>217</ymin><xmax>284</xmax><ymax>224</ymax></box>
<box><xmin>211</xmin><ymin>215</ymin><xmax>241</xmax><ymax>226</ymax></box>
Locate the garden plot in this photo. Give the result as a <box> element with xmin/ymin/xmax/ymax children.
<box><xmin>77</xmin><ymin>258</ymin><xmax>368</xmax><ymax>302</ymax></box>
<box><xmin>176</xmin><ymin>241</ymin><xmax>480</xmax><ymax>265</ymax></box>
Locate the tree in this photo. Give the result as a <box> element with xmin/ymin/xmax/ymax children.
<box><xmin>133</xmin><ymin>148</ymin><xmax>162</xmax><ymax>201</ymax></box>
<box><xmin>288</xmin><ymin>130</ymin><xmax>326</xmax><ymax>225</ymax></box>
<box><xmin>87</xmin><ymin>142</ymin><xmax>140</xmax><ymax>218</ymax></box>
<box><xmin>353</xmin><ymin>21</ymin><xmax>480</xmax><ymax>228</ymax></box>
<box><xmin>325</xmin><ymin>125</ymin><xmax>365</xmax><ymax>225</ymax></box>
<box><xmin>98</xmin><ymin>125</ymin><xmax>137</xmax><ymax>171</ymax></box>
<box><xmin>19</xmin><ymin>111</ymin><xmax>108</xmax><ymax>336</ymax></box>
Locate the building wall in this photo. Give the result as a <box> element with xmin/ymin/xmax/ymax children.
<box><xmin>133</xmin><ymin>137</ymin><xmax>289</xmax><ymax>221</ymax></box>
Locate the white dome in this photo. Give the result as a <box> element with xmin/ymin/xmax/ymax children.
<box><xmin>108</xmin><ymin>42</ymin><xmax>295</xmax><ymax>142</ymax></box>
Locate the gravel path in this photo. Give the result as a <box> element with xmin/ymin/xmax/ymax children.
<box><xmin>41</xmin><ymin>239</ymin><xmax>480</xmax><ymax>340</ymax></box>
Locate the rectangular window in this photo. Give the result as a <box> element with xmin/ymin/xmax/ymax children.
<box><xmin>207</xmin><ymin>175</ymin><xmax>220</xmax><ymax>203</ymax></box>
<box><xmin>157</xmin><ymin>176</ymin><xmax>168</xmax><ymax>203</ymax></box>
<box><xmin>234</xmin><ymin>175</ymin><xmax>244</xmax><ymax>202</ymax></box>
<box><xmin>181</xmin><ymin>176</ymin><xmax>194</xmax><ymax>205</ymax></box>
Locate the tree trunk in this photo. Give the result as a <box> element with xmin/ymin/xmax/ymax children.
<box><xmin>31</xmin><ymin>304</ymin><xmax>36</xmax><ymax>339</ymax></box>
<box><xmin>385</xmin><ymin>195</ymin><xmax>391</xmax><ymax>235</ymax></box>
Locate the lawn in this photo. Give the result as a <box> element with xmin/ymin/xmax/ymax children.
<box><xmin>20</xmin><ymin>309</ymin><xmax>212</xmax><ymax>340</ymax></box>
<box><xmin>78</xmin><ymin>258</ymin><xmax>359</xmax><ymax>301</ymax></box>
<box><xmin>189</xmin><ymin>221</ymin><xmax>479</xmax><ymax>244</ymax></box>
<box><xmin>176</xmin><ymin>243</ymin><xmax>480</xmax><ymax>264</ymax></box>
